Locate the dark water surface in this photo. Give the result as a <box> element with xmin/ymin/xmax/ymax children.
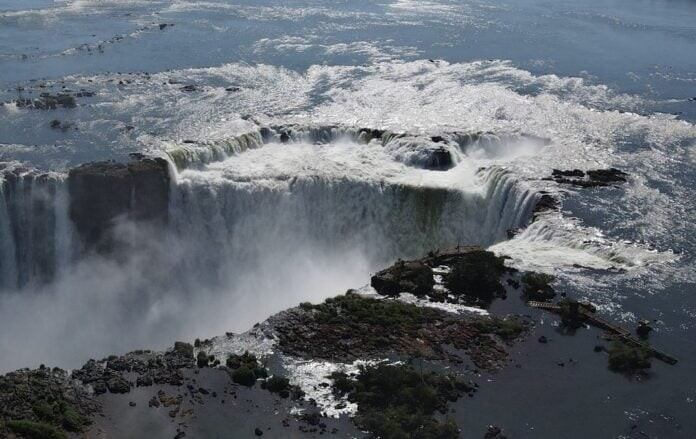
<box><xmin>1</xmin><ymin>0</ymin><xmax>695</xmax><ymax>437</ymax></box>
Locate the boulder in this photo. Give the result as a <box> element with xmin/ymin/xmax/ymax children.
<box><xmin>371</xmin><ymin>260</ymin><xmax>434</xmax><ymax>297</ymax></box>
<box><xmin>173</xmin><ymin>342</ymin><xmax>193</xmax><ymax>358</ymax></box>
<box><xmin>106</xmin><ymin>376</ymin><xmax>130</xmax><ymax>394</ymax></box>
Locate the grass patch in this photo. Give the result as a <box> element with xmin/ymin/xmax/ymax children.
<box><xmin>304</xmin><ymin>293</ymin><xmax>442</xmax><ymax>328</ymax></box>
<box><xmin>473</xmin><ymin>317</ymin><xmax>527</xmax><ymax>341</ymax></box>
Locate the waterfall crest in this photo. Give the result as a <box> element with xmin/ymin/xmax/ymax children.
<box><xmin>0</xmin><ymin>126</ymin><xmax>541</xmax><ymax>290</ymax></box>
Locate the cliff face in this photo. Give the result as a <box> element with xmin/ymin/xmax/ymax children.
<box><xmin>68</xmin><ymin>157</ymin><xmax>170</xmax><ymax>253</ymax></box>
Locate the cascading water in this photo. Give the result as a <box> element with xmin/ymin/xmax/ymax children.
<box><xmin>170</xmin><ymin>162</ymin><xmax>537</xmax><ymax>284</ymax></box>
<box><xmin>0</xmin><ymin>126</ymin><xmax>541</xmax><ymax>291</ymax></box>
<box><xmin>0</xmin><ymin>165</ymin><xmax>73</xmax><ymax>289</ymax></box>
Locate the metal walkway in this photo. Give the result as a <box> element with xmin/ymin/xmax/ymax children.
<box><xmin>527</xmin><ymin>301</ymin><xmax>678</xmax><ymax>365</ymax></box>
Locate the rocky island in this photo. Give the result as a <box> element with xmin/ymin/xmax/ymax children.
<box><xmin>0</xmin><ymin>246</ymin><xmax>665</xmax><ymax>439</ymax></box>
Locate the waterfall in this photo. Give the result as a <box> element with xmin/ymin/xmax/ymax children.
<box><xmin>0</xmin><ymin>126</ymin><xmax>542</xmax><ymax>291</ymax></box>
<box><xmin>169</xmin><ymin>163</ymin><xmax>537</xmax><ymax>284</ymax></box>
<box><xmin>0</xmin><ymin>166</ymin><xmax>74</xmax><ymax>289</ymax></box>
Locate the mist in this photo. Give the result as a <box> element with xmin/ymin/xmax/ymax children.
<box><xmin>0</xmin><ymin>218</ymin><xmax>372</xmax><ymax>372</ymax></box>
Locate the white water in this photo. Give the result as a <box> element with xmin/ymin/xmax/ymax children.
<box><xmin>0</xmin><ymin>58</ymin><xmax>693</xmax><ymax>372</ymax></box>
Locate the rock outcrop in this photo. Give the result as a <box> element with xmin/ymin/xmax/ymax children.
<box><xmin>68</xmin><ymin>157</ymin><xmax>170</xmax><ymax>252</ymax></box>
<box><xmin>549</xmin><ymin>168</ymin><xmax>628</xmax><ymax>187</ymax></box>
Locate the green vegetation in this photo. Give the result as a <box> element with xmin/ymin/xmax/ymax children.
<box><xmin>473</xmin><ymin>317</ymin><xmax>527</xmax><ymax>341</ymax></box>
<box><xmin>371</xmin><ymin>260</ymin><xmax>435</xmax><ymax>297</ymax></box>
<box><xmin>304</xmin><ymin>293</ymin><xmax>441</xmax><ymax>328</ymax></box>
<box><xmin>557</xmin><ymin>298</ymin><xmax>595</xmax><ymax>329</ymax></box>
<box><xmin>328</xmin><ymin>371</ymin><xmax>354</xmax><ymax>397</ymax></box>
<box><xmin>279</xmin><ymin>293</ymin><xmax>519</xmax><ymax>369</ymax></box>
<box><xmin>262</xmin><ymin>376</ymin><xmax>289</xmax><ymax>393</ymax></box>
<box><xmin>334</xmin><ymin>363</ymin><xmax>468</xmax><ymax>439</ymax></box>
<box><xmin>6</xmin><ymin>420</ymin><xmax>67</xmax><ymax>439</ymax></box>
<box><xmin>226</xmin><ymin>351</ymin><xmax>268</xmax><ymax>387</ymax></box>
<box><xmin>30</xmin><ymin>400</ymin><xmax>86</xmax><ymax>433</ymax></box>
<box><xmin>444</xmin><ymin>250</ymin><xmax>507</xmax><ymax>303</ymax></box>
<box><xmin>173</xmin><ymin>341</ymin><xmax>193</xmax><ymax>358</ymax></box>
<box><xmin>521</xmin><ymin>273</ymin><xmax>556</xmax><ymax>301</ymax></box>
<box><xmin>196</xmin><ymin>351</ymin><xmax>209</xmax><ymax>368</ymax></box>
<box><xmin>231</xmin><ymin>367</ymin><xmax>257</xmax><ymax>386</ymax></box>
<box><xmin>260</xmin><ymin>375</ymin><xmax>304</xmax><ymax>399</ymax></box>
<box><xmin>607</xmin><ymin>341</ymin><xmax>652</xmax><ymax>372</ymax></box>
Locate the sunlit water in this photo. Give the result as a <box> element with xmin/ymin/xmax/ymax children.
<box><xmin>0</xmin><ymin>0</ymin><xmax>695</xmax><ymax>437</ymax></box>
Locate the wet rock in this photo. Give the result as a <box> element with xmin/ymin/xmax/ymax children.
<box><xmin>180</xmin><ymin>84</ymin><xmax>197</xmax><ymax>92</ymax></box>
<box><xmin>550</xmin><ymin>168</ymin><xmax>628</xmax><ymax>187</ymax></box>
<box><xmin>68</xmin><ymin>157</ymin><xmax>170</xmax><ymax>252</ymax></box>
<box><xmin>254</xmin><ymin>427</ymin><xmax>264</xmax><ymax>436</ymax></box>
<box><xmin>538</xmin><ymin>336</ymin><xmax>548</xmax><ymax>344</ymax></box>
<box><xmin>371</xmin><ymin>260</ymin><xmax>434</xmax><ymax>297</ymax></box>
<box><xmin>587</xmin><ymin>168</ymin><xmax>628</xmax><ymax>183</ymax></box>
<box><xmin>0</xmin><ymin>367</ymin><xmax>99</xmax><ymax>438</ymax></box>
<box><xmin>552</xmin><ymin>169</ymin><xmax>584</xmax><ymax>178</ymax></box>
<box><xmin>423</xmin><ymin>147</ymin><xmax>454</xmax><ymax>170</ymax></box>
<box><xmin>197</xmin><ymin>351</ymin><xmax>209</xmax><ymax>368</ymax></box>
<box><xmin>106</xmin><ymin>376</ymin><xmax>131</xmax><ymax>394</ymax></box>
<box><xmin>13</xmin><ymin>93</ymin><xmax>77</xmax><ymax>110</ymax></box>
<box><xmin>274</xmin><ymin>292</ymin><xmax>520</xmax><ymax>370</ymax></box>
<box><xmin>136</xmin><ymin>374</ymin><xmax>153</xmax><ymax>387</ymax></box>
<box><xmin>174</xmin><ymin>341</ymin><xmax>194</xmax><ymax>358</ymax></box>
<box><xmin>532</xmin><ymin>193</ymin><xmax>558</xmax><ymax>218</ymax></box>
<box><xmin>484</xmin><ymin>425</ymin><xmax>507</xmax><ymax>438</ymax></box>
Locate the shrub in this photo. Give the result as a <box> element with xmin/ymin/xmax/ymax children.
<box><xmin>6</xmin><ymin>420</ymin><xmax>67</xmax><ymax>439</ymax></box>
<box><xmin>196</xmin><ymin>351</ymin><xmax>208</xmax><ymax>368</ymax></box>
<box><xmin>59</xmin><ymin>405</ymin><xmax>84</xmax><ymax>432</ymax></box>
<box><xmin>474</xmin><ymin>317</ymin><xmax>526</xmax><ymax>341</ymax></box>
<box><xmin>173</xmin><ymin>341</ymin><xmax>193</xmax><ymax>358</ymax></box>
<box><xmin>231</xmin><ymin>366</ymin><xmax>257</xmax><ymax>386</ymax></box>
<box><xmin>521</xmin><ymin>272</ymin><xmax>556</xmax><ymax>301</ymax></box>
<box><xmin>32</xmin><ymin>401</ymin><xmax>56</xmax><ymax>423</ymax></box>
<box><xmin>262</xmin><ymin>375</ymin><xmax>297</xmax><ymax>398</ymax></box>
<box><xmin>608</xmin><ymin>341</ymin><xmax>651</xmax><ymax>372</ymax></box>
<box><xmin>445</xmin><ymin>250</ymin><xmax>506</xmax><ymax>303</ymax></box>
<box><xmin>226</xmin><ymin>351</ymin><xmax>268</xmax><ymax>386</ymax></box>
<box><xmin>343</xmin><ymin>363</ymin><xmax>467</xmax><ymax>438</ymax></box>
<box><xmin>328</xmin><ymin>372</ymin><xmax>354</xmax><ymax>397</ymax></box>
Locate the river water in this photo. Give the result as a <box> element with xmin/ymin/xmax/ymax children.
<box><xmin>1</xmin><ymin>0</ymin><xmax>695</xmax><ymax>437</ymax></box>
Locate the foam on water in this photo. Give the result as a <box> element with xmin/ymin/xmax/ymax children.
<box><xmin>0</xmin><ymin>54</ymin><xmax>695</xmax><ymax>369</ymax></box>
